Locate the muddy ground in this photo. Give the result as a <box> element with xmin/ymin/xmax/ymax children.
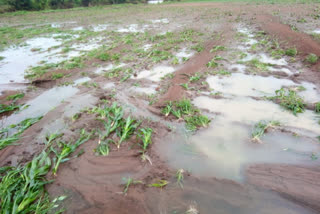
<box><xmin>1</xmin><ymin>1</ymin><xmax>320</xmax><ymax>214</ymax></box>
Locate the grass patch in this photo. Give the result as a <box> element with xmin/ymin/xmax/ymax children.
<box><xmin>285</xmin><ymin>48</ymin><xmax>297</xmax><ymax>57</ymax></box>
<box><xmin>51</xmin><ymin>73</ymin><xmax>64</xmax><ymax>80</ymax></box>
<box><xmin>161</xmin><ymin>98</ymin><xmax>211</xmax><ymax>131</ymax></box>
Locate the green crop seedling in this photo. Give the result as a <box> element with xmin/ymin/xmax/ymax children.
<box><xmin>251</xmin><ymin>120</ymin><xmax>280</xmax><ymax>143</ymax></box>
<box><xmin>0</xmin><ymin>132</ymin><xmax>64</xmax><ymax>213</ymax></box>
<box><xmin>51</xmin><ymin>129</ymin><xmax>91</xmax><ymax>175</ymax></box>
<box><xmin>176</xmin><ymin>169</ymin><xmax>184</xmax><ymax>188</ymax></box>
<box><xmin>148</xmin><ymin>180</ymin><xmax>169</xmax><ymax>188</ymax></box>
<box><xmin>138</xmin><ymin>128</ymin><xmax>153</xmax><ymax>152</ymax></box>
<box><xmin>122</xmin><ymin>177</ymin><xmax>143</xmax><ymax>194</ymax></box>
<box><xmin>116</xmin><ymin>116</ymin><xmax>139</xmax><ymax>149</ymax></box>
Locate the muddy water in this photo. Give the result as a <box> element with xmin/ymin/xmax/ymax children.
<box><xmin>0</xmin><ymin>37</ymin><xmax>62</xmax><ymax>85</ymax></box>
<box><xmin>157</xmin><ymin>26</ymin><xmax>320</xmax><ymax>212</ymax></box>
<box><xmin>146</xmin><ymin>177</ymin><xmax>317</xmax><ymax>214</ymax></box>
<box><xmin>133</xmin><ymin>65</ymin><xmax>175</xmax><ymax>82</ymax></box>
<box><xmin>1</xmin><ymin>86</ymin><xmax>78</xmax><ymax>127</ymax></box>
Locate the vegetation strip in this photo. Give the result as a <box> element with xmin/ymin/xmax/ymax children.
<box><xmin>0</xmin><ymin>130</ymin><xmax>91</xmax><ymax>213</ymax></box>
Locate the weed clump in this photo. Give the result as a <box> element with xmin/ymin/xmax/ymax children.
<box><xmin>285</xmin><ymin>48</ymin><xmax>297</xmax><ymax>57</ymax></box>
<box><xmin>306</xmin><ymin>53</ymin><xmax>318</xmax><ymax>64</ymax></box>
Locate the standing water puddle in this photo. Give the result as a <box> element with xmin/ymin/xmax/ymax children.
<box><xmin>159</xmin><ymin>57</ymin><xmax>320</xmax><ymax>181</ymax></box>
<box><xmin>0</xmin><ymin>37</ymin><xmax>62</xmax><ymax>85</ymax></box>
<box><xmin>1</xmin><ymin>86</ymin><xmax>78</xmax><ymax>127</ymax></box>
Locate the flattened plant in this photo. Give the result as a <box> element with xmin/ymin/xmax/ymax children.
<box><xmin>51</xmin><ymin>129</ymin><xmax>91</xmax><ymax>175</ymax></box>
<box><xmin>0</xmin><ymin>132</ymin><xmax>64</xmax><ymax>213</ymax></box>
<box><xmin>148</xmin><ymin>180</ymin><xmax>169</xmax><ymax>189</ymax></box>
<box><xmin>176</xmin><ymin>169</ymin><xmax>184</xmax><ymax>188</ymax></box>
<box><xmin>161</xmin><ymin>98</ymin><xmax>210</xmax><ymax>130</ymax></box>
<box><xmin>94</xmin><ymin>139</ymin><xmax>113</xmax><ymax>156</ymax></box>
<box><xmin>122</xmin><ymin>177</ymin><xmax>143</xmax><ymax>194</ymax></box>
<box><xmin>162</xmin><ymin>101</ymin><xmax>172</xmax><ymax>117</ymax></box>
<box><xmin>271</xmin><ymin>88</ymin><xmax>305</xmax><ymax>115</ymax></box>
<box><xmin>185</xmin><ymin>115</ymin><xmax>210</xmax><ymax>131</ymax></box>
<box><xmin>0</xmin><ymin>116</ymin><xmax>42</xmax><ymax>150</ymax></box>
<box><xmin>251</xmin><ymin>120</ymin><xmax>280</xmax><ymax>143</ymax></box>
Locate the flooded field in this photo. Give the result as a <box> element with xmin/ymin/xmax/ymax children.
<box><xmin>1</xmin><ymin>1</ymin><xmax>320</xmax><ymax>214</ymax></box>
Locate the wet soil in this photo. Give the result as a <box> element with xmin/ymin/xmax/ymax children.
<box><xmin>1</xmin><ymin>2</ymin><xmax>320</xmax><ymax>214</ymax></box>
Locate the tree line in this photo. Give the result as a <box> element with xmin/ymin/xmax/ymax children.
<box><xmin>0</xmin><ymin>0</ymin><xmax>143</xmax><ymax>11</ymax></box>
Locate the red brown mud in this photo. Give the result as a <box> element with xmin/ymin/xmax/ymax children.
<box><xmin>46</xmin><ymin>116</ymin><xmax>172</xmax><ymax>214</ymax></box>
<box><xmin>2</xmin><ymin>3</ymin><xmax>320</xmax><ymax>213</ymax></box>
<box><xmin>247</xmin><ymin>164</ymin><xmax>320</xmax><ymax>212</ymax></box>
<box><xmin>156</xmin><ymin>24</ymin><xmax>234</xmax><ymax>106</ymax></box>
<box><xmin>254</xmin><ymin>13</ymin><xmax>320</xmax><ymax>86</ymax></box>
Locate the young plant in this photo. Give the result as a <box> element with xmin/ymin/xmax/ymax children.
<box><xmin>206</xmin><ymin>59</ymin><xmax>218</xmax><ymax>68</ymax></box>
<box><xmin>51</xmin><ymin>129</ymin><xmax>91</xmax><ymax>175</ymax></box>
<box><xmin>94</xmin><ymin>139</ymin><xmax>112</xmax><ymax>156</ymax></box>
<box><xmin>251</xmin><ymin>120</ymin><xmax>280</xmax><ymax>143</ymax></box>
<box><xmin>172</xmin><ymin>109</ymin><xmax>182</xmax><ymax>120</ymax></box>
<box><xmin>176</xmin><ymin>169</ymin><xmax>184</xmax><ymax>188</ymax></box>
<box><xmin>0</xmin><ymin>133</ymin><xmax>64</xmax><ymax>213</ymax></box>
<box><xmin>0</xmin><ymin>103</ymin><xmax>21</xmax><ymax>114</ymax></box>
<box><xmin>189</xmin><ymin>73</ymin><xmax>201</xmax><ymax>82</ymax></box>
<box><xmin>138</xmin><ymin>128</ymin><xmax>153</xmax><ymax>152</ymax></box>
<box><xmin>51</xmin><ymin>73</ymin><xmax>64</xmax><ymax>80</ymax></box>
<box><xmin>180</xmin><ymin>83</ymin><xmax>190</xmax><ymax>90</ymax></box>
<box><xmin>161</xmin><ymin>102</ymin><xmax>172</xmax><ymax>117</ymax></box>
<box><xmin>122</xmin><ymin>177</ymin><xmax>143</xmax><ymax>194</ymax></box>
<box><xmin>185</xmin><ymin>115</ymin><xmax>210</xmax><ymax>131</ymax></box>
<box><xmin>285</xmin><ymin>48</ymin><xmax>297</xmax><ymax>57</ymax></box>
<box><xmin>116</xmin><ymin>116</ymin><xmax>139</xmax><ymax>149</ymax></box>
<box><xmin>306</xmin><ymin>53</ymin><xmax>318</xmax><ymax>64</ymax></box>
<box><xmin>210</xmin><ymin>45</ymin><xmax>225</xmax><ymax>52</ymax></box>
<box><xmin>176</xmin><ymin>99</ymin><xmax>195</xmax><ymax>116</ymax></box>
<box><xmin>272</xmin><ymin>88</ymin><xmax>305</xmax><ymax>115</ymax></box>
<box><xmin>315</xmin><ymin>102</ymin><xmax>320</xmax><ymax>113</ymax></box>
<box><xmin>0</xmin><ymin>116</ymin><xmax>42</xmax><ymax>150</ymax></box>
<box><xmin>148</xmin><ymin>180</ymin><xmax>169</xmax><ymax>188</ymax></box>
<box><xmin>6</xmin><ymin>92</ymin><xmax>24</xmax><ymax>101</ymax></box>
